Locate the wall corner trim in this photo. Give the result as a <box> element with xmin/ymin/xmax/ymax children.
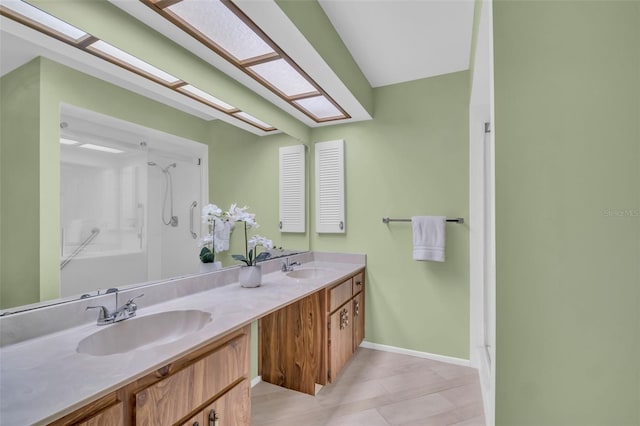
<box><xmin>251</xmin><ymin>376</ymin><xmax>262</xmax><ymax>388</ymax></box>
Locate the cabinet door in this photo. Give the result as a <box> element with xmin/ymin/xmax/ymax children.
<box><xmin>135</xmin><ymin>332</ymin><xmax>249</xmax><ymax>426</ymax></box>
<box><xmin>201</xmin><ymin>380</ymin><xmax>250</xmax><ymax>426</ymax></box>
<box><xmin>77</xmin><ymin>402</ymin><xmax>123</xmax><ymax>426</ymax></box>
<box><xmin>353</xmin><ymin>292</ymin><xmax>365</xmax><ymax>351</ymax></box>
<box><xmin>328</xmin><ymin>303</ymin><xmax>353</xmax><ymax>382</ymax></box>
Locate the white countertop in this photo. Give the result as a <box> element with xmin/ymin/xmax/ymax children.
<box><xmin>0</xmin><ymin>260</ymin><xmax>364</xmax><ymax>425</ymax></box>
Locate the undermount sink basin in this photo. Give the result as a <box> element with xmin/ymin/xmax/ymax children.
<box><xmin>286</xmin><ymin>268</ymin><xmax>331</xmax><ymax>280</ymax></box>
<box><xmin>77</xmin><ymin>309</ymin><xmax>212</xmax><ymax>356</ymax></box>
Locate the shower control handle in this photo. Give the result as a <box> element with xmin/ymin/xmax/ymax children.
<box><xmin>190</xmin><ymin>201</ymin><xmax>198</xmax><ymax>239</ymax></box>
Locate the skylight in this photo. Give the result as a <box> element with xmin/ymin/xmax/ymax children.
<box><xmin>88</xmin><ymin>40</ymin><xmax>181</xmax><ymax>85</ymax></box>
<box><xmin>294</xmin><ymin>96</ymin><xmax>343</xmax><ymax>121</ymax></box>
<box><xmin>142</xmin><ymin>0</ymin><xmax>350</xmax><ymax>123</ymax></box>
<box><xmin>248</xmin><ymin>59</ymin><xmax>317</xmax><ymax>98</ymax></box>
<box><xmin>0</xmin><ymin>0</ymin><xmax>88</xmax><ymax>42</ymax></box>
<box><xmin>165</xmin><ymin>0</ymin><xmax>275</xmax><ymax>62</ymax></box>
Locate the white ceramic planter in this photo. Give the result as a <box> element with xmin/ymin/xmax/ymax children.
<box><xmin>239</xmin><ymin>265</ymin><xmax>262</xmax><ymax>288</ymax></box>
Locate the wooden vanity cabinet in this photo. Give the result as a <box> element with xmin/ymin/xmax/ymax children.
<box><xmin>260</xmin><ymin>268</ymin><xmax>365</xmax><ymax>395</ymax></box>
<box><xmin>48</xmin><ymin>326</ymin><xmax>250</xmax><ymax>426</ymax></box>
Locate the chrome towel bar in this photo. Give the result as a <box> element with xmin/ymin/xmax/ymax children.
<box><xmin>382</xmin><ymin>217</ymin><xmax>464</xmax><ymax>224</ymax></box>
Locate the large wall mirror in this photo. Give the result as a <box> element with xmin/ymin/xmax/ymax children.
<box><xmin>0</xmin><ymin>7</ymin><xmax>310</xmax><ymax>312</ymax></box>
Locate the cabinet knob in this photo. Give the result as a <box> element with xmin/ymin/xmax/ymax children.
<box><xmin>354</xmin><ymin>300</ymin><xmax>359</xmax><ymax>316</ymax></box>
<box><xmin>193</xmin><ymin>422</ymin><xmax>199</xmax><ymax>426</ymax></box>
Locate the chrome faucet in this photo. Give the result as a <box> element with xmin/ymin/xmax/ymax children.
<box><xmin>281</xmin><ymin>258</ymin><xmax>301</xmax><ymax>272</ymax></box>
<box><xmin>86</xmin><ymin>294</ymin><xmax>144</xmax><ymax>326</ymax></box>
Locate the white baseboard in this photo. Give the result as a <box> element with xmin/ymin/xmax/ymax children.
<box><xmin>360</xmin><ymin>341</ymin><xmax>472</xmax><ymax>367</ymax></box>
<box><xmin>250</xmin><ymin>376</ymin><xmax>262</xmax><ymax>388</ymax></box>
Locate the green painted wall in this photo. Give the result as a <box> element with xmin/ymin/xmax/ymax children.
<box><xmin>494</xmin><ymin>1</ymin><xmax>640</xmax><ymax>424</ymax></box>
<box><xmin>310</xmin><ymin>71</ymin><xmax>470</xmax><ymax>359</ymax></box>
<box><xmin>0</xmin><ymin>59</ymin><xmax>41</xmax><ymax>309</ymax></box>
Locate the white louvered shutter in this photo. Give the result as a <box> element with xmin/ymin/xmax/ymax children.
<box><xmin>315</xmin><ymin>140</ymin><xmax>345</xmax><ymax>233</ymax></box>
<box><xmin>279</xmin><ymin>145</ymin><xmax>306</xmax><ymax>233</ymax></box>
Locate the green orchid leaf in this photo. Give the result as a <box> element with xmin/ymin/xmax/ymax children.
<box><xmin>200</xmin><ymin>247</ymin><xmax>214</xmax><ymax>263</ymax></box>
<box><xmin>255</xmin><ymin>252</ymin><xmax>271</xmax><ymax>263</ymax></box>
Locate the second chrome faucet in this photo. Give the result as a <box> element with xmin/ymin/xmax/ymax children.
<box><xmin>86</xmin><ymin>294</ymin><xmax>144</xmax><ymax>326</ymax></box>
<box><xmin>281</xmin><ymin>258</ymin><xmax>301</xmax><ymax>272</ymax></box>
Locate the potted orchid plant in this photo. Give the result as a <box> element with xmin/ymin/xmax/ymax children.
<box><xmin>227</xmin><ymin>204</ymin><xmax>272</xmax><ymax>287</ymax></box>
<box><xmin>199</xmin><ymin>203</ymin><xmax>229</xmax><ymax>272</ymax></box>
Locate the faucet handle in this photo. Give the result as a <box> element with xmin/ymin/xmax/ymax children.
<box><xmin>125</xmin><ymin>294</ymin><xmax>144</xmax><ymax>306</ymax></box>
<box><xmin>124</xmin><ymin>294</ymin><xmax>144</xmax><ymax>315</ymax></box>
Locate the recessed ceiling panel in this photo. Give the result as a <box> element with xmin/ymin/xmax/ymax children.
<box><xmin>166</xmin><ymin>0</ymin><xmax>275</xmax><ymax>61</ymax></box>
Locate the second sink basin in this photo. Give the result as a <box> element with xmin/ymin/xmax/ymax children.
<box><xmin>286</xmin><ymin>268</ymin><xmax>331</xmax><ymax>280</ymax></box>
<box><xmin>77</xmin><ymin>309</ymin><xmax>212</xmax><ymax>356</ymax></box>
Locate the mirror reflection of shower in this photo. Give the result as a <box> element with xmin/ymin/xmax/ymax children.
<box><xmin>59</xmin><ymin>104</ymin><xmax>208</xmax><ymax>297</ymax></box>
<box><xmin>148</xmin><ymin>161</ymin><xmax>178</xmax><ymax>227</ymax></box>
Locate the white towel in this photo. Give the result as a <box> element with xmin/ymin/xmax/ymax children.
<box><xmin>412</xmin><ymin>216</ymin><xmax>446</xmax><ymax>262</ymax></box>
<box><xmin>213</xmin><ymin>221</ymin><xmax>232</xmax><ymax>253</ymax></box>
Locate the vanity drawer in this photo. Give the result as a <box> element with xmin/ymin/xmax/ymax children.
<box><xmin>352</xmin><ymin>272</ymin><xmax>364</xmax><ymax>295</ymax></box>
<box><xmin>135</xmin><ymin>332</ymin><xmax>248</xmax><ymax>426</ymax></box>
<box><xmin>329</xmin><ymin>278</ymin><xmax>353</xmax><ymax>312</ymax></box>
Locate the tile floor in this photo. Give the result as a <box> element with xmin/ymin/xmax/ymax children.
<box><xmin>251</xmin><ymin>348</ymin><xmax>485</xmax><ymax>426</ymax></box>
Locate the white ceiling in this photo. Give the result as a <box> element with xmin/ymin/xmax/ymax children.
<box><xmin>319</xmin><ymin>0</ymin><xmax>475</xmax><ymax>87</ymax></box>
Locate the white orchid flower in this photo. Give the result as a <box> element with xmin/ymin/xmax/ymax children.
<box><xmin>213</xmin><ymin>239</ymin><xmax>226</xmax><ymax>254</ymax></box>
<box><xmin>248</xmin><ymin>235</ymin><xmax>273</xmax><ymax>250</ymax></box>
<box><xmin>201</xmin><ymin>204</ymin><xmax>222</xmax><ymax>223</ymax></box>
